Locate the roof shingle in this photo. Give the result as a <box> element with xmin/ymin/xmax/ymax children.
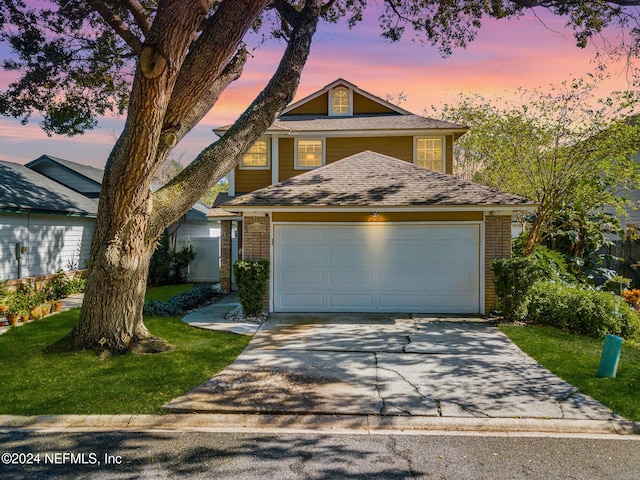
<box><xmin>223</xmin><ymin>151</ymin><xmax>534</xmax><ymax>209</ymax></box>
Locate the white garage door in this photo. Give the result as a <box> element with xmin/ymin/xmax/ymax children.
<box><xmin>273</xmin><ymin>224</ymin><xmax>481</xmax><ymax>313</ymax></box>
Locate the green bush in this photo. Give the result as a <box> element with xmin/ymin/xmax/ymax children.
<box><xmin>527</xmin><ymin>281</ymin><xmax>640</xmax><ymax>339</ymax></box>
<box><xmin>233</xmin><ymin>260</ymin><xmax>269</xmax><ymax>316</ymax></box>
<box><xmin>143</xmin><ymin>283</ymin><xmax>221</xmax><ymax>317</ymax></box>
<box><xmin>492</xmin><ymin>247</ymin><xmax>566</xmax><ymax>320</ymax></box>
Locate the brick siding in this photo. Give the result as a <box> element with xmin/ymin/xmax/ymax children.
<box><xmin>484</xmin><ymin>214</ymin><xmax>512</xmax><ymax>314</ymax></box>
<box><xmin>243</xmin><ymin>215</ymin><xmax>271</xmax><ymax>311</ymax></box>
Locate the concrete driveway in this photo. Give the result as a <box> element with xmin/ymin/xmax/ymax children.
<box><xmin>165</xmin><ymin>313</ymin><xmax>619</xmax><ymax>421</ymax></box>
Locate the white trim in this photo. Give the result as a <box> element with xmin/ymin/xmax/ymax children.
<box><xmin>239</xmin><ymin>138</ymin><xmax>271</xmax><ymax>170</ymax></box>
<box><xmin>413</xmin><ymin>136</ymin><xmax>446</xmax><ymax>173</ymax></box>
<box><xmin>271</xmin><ymin>134</ymin><xmax>279</xmax><ymax>184</ymax></box>
<box><xmin>271</xmin><ymin>221</ymin><xmax>483</xmax><ymax>314</ymax></box>
<box><xmin>281</xmin><ymin>78</ymin><xmax>414</xmax><ymax>116</ymax></box>
<box><xmin>329</xmin><ymin>86</ymin><xmax>353</xmax><ymax>117</ymax></box>
<box><xmin>267</xmin><ymin>128</ymin><xmax>465</xmax><ymax>138</ymax></box>
<box><xmin>294</xmin><ymin>138</ymin><xmax>326</xmax><ymax>170</ymax></box>
<box><xmin>227</xmin><ymin>168</ymin><xmax>235</xmax><ymax>196</ymax></box>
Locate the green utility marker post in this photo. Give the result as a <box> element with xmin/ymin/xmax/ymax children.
<box><xmin>597</xmin><ymin>334</ymin><xmax>623</xmax><ymax>378</ymax></box>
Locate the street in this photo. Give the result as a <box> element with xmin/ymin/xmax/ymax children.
<box><xmin>2</xmin><ymin>430</ymin><xmax>639</xmax><ymax>479</ymax></box>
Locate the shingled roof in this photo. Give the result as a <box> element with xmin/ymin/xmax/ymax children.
<box><xmin>223</xmin><ymin>151</ymin><xmax>535</xmax><ymax>209</ymax></box>
<box><xmin>0</xmin><ymin>161</ymin><xmax>98</xmax><ymax>216</ymax></box>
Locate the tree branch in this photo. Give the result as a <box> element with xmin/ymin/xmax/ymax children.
<box><xmin>121</xmin><ymin>0</ymin><xmax>153</xmax><ymax>36</ymax></box>
<box><xmin>149</xmin><ymin>0</ymin><xmax>322</xmax><ymax>239</ymax></box>
<box><xmin>87</xmin><ymin>0</ymin><xmax>143</xmax><ymax>54</ymax></box>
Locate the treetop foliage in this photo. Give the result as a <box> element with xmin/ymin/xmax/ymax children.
<box><xmin>1</xmin><ymin>0</ymin><xmax>639</xmax><ymax>136</ymax></box>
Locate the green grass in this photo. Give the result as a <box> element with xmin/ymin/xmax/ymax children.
<box><xmin>500</xmin><ymin>324</ymin><xmax>640</xmax><ymax>421</ymax></box>
<box><xmin>0</xmin><ymin>309</ymin><xmax>249</xmax><ymax>415</ymax></box>
<box><xmin>144</xmin><ymin>283</ymin><xmax>194</xmax><ymax>302</ymax></box>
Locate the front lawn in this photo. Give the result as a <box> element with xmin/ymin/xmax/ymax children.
<box><xmin>0</xmin><ymin>308</ymin><xmax>249</xmax><ymax>415</ymax></box>
<box><xmin>144</xmin><ymin>283</ymin><xmax>195</xmax><ymax>302</ymax></box>
<box><xmin>500</xmin><ymin>324</ymin><xmax>640</xmax><ymax>421</ymax></box>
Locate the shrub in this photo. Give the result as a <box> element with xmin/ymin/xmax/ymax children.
<box><xmin>527</xmin><ymin>282</ymin><xmax>640</xmax><ymax>339</ymax></box>
<box><xmin>623</xmin><ymin>289</ymin><xmax>640</xmax><ymax>310</ymax></box>
<box><xmin>148</xmin><ymin>233</ymin><xmax>196</xmax><ymax>286</ymax></box>
<box><xmin>492</xmin><ymin>247</ymin><xmax>566</xmax><ymax>320</ymax></box>
<box><xmin>142</xmin><ymin>283</ymin><xmax>221</xmax><ymax>317</ymax></box>
<box><xmin>233</xmin><ymin>260</ymin><xmax>269</xmax><ymax>317</ymax></box>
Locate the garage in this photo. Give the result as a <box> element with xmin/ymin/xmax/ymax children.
<box><xmin>273</xmin><ymin>223</ymin><xmax>481</xmax><ymax>313</ymax></box>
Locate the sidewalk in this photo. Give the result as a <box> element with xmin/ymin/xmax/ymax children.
<box><xmin>181</xmin><ymin>291</ymin><xmax>260</xmax><ymax>336</ymax></box>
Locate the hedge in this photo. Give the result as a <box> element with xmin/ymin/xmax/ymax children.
<box><xmin>526</xmin><ymin>281</ymin><xmax>640</xmax><ymax>339</ymax></box>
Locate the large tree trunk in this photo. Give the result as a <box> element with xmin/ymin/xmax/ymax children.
<box><xmin>57</xmin><ymin>0</ymin><xmax>322</xmax><ymax>355</ymax></box>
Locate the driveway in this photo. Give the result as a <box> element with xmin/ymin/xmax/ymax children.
<box><xmin>165</xmin><ymin>314</ymin><xmax>618</xmax><ymax>421</ymax></box>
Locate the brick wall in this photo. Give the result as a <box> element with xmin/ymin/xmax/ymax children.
<box><xmin>484</xmin><ymin>214</ymin><xmax>512</xmax><ymax>314</ymax></box>
<box><xmin>220</xmin><ymin>220</ymin><xmax>232</xmax><ymax>292</ymax></box>
<box><xmin>243</xmin><ymin>215</ymin><xmax>271</xmax><ymax>311</ymax></box>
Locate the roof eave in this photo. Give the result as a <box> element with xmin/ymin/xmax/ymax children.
<box><xmin>222</xmin><ymin>204</ymin><xmax>538</xmax><ymax>213</ymax></box>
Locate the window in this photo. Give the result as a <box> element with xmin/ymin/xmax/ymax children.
<box><xmin>240</xmin><ymin>139</ymin><xmax>270</xmax><ymax>169</ymax></box>
<box><xmin>296</xmin><ymin>139</ymin><xmax>324</xmax><ymax>169</ymax></box>
<box><xmin>415</xmin><ymin>137</ymin><xmax>444</xmax><ymax>172</ymax></box>
<box><xmin>331</xmin><ymin>87</ymin><xmax>350</xmax><ymax>116</ymax></box>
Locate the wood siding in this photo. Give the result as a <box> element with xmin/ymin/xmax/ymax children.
<box><xmin>285</xmin><ymin>93</ymin><xmax>328</xmax><ymax>115</ymax></box>
<box><xmin>326</xmin><ymin>137</ymin><xmax>413</xmax><ymax>163</ymax></box>
<box><xmin>0</xmin><ymin>213</ymin><xmax>94</xmax><ymax>279</ymax></box>
<box><xmin>353</xmin><ymin>92</ymin><xmax>396</xmax><ymax>114</ymax></box>
<box><xmin>234</xmin><ymin>165</ymin><xmax>272</xmax><ymax>194</ymax></box>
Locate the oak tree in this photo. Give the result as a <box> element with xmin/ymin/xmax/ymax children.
<box><xmin>1</xmin><ymin>0</ymin><xmax>640</xmax><ymax>354</ymax></box>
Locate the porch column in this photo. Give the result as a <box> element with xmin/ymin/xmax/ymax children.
<box><xmin>485</xmin><ymin>213</ymin><xmax>512</xmax><ymax>314</ymax></box>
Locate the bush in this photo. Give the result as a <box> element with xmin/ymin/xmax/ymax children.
<box><xmin>143</xmin><ymin>283</ymin><xmax>221</xmax><ymax>317</ymax></box>
<box><xmin>526</xmin><ymin>282</ymin><xmax>640</xmax><ymax>339</ymax></box>
<box><xmin>233</xmin><ymin>260</ymin><xmax>269</xmax><ymax>317</ymax></box>
<box><xmin>492</xmin><ymin>247</ymin><xmax>567</xmax><ymax>320</ymax></box>
<box><xmin>148</xmin><ymin>233</ymin><xmax>196</xmax><ymax>286</ymax></box>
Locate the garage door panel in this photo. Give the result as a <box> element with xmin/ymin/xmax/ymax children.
<box><xmin>274</xmin><ymin>224</ymin><xmax>480</xmax><ymax>313</ymax></box>
<box><xmin>329</xmin><ymin>248</ymin><xmax>370</xmax><ymax>265</ymax></box>
<box><xmin>329</xmin><ymin>294</ymin><xmax>373</xmax><ymax>309</ymax></box>
<box><xmin>330</xmin><ymin>271</ymin><xmax>373</xmax><ymax>285</ymax></box>
<box><xmin>280</xmin><ymin>294</ymin><xmax>325</xmax><ymax>309</ymax></box>
<box><xmin>279</xmin><ymin>271</ymin><xmax>324</xmax><ymax>285</ymax></box>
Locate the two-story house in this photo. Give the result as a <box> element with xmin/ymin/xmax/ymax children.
<box><xmin>210</xmin><ymin>78</ymin><xmax>535</xmax><ymax>315</ymax></box>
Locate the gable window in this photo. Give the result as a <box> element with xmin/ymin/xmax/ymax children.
<box><xmin>240</xmin><ymin>139</ymin><xmax>270</xmax><ymax>169</ymax></box>
<box><xmin>415</xmin><ymin>137</ymin><xmax>444</xmax><ymax>172</ymax></box>
<box><xmin>296</xmin><ymin>139</ymin><xmax>324</xmax><ymax>169</ymax></box>
<box><xmin>330</xmin><ymin>87</ymin><xmax>351</xmax><ymax>116</ymax></box>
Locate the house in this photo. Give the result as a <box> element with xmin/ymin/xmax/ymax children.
<box><xmin>211</xmin><ymin>78</ymin><xmax>536</xmax><ymax>315</ymax></box>
<box><xmin>1</xmin><ymin>156</ymin><xmax>222</xmax><ymax>282</ymax></box>
<box><xmin>0</xmin><ymin>160</ymin><xmax>97</xmax><ymax>279</ymax></box>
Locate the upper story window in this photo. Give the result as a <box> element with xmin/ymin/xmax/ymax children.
<box><xmin>296</xmin><ymin>139</ymin><xmax>324</xmax><ymax>169</ymax></box>
<box><xmin>415</xmin><ymin>137</ymin><xmax>444</xmax><ymax>172</ymax></box>
<box><xmin>330</xmin><ymin>87</ymin><xmax>351</xmax><ymax>116</ymax></box>
<box><xmin>240</xmin><ymin>139</ymin><xmax>270</xmax><ymax>169</ymax></box>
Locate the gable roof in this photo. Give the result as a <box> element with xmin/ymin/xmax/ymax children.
<box><xmin>213</xmin><ymin>78</ymin><xmax>467</xmax><ymax>135</ymax></box>
<box><xmin>27</xmin><ymin>155</ymin><xmax>104</xmax><ymax>185</ymax></box>
<box><xmin>0</xmin><ymin>160</ymin><xmax>98</xmax><ymax>216</ymax></box>
<box><xmin>281</xmin><ymin>78</ymin><xmax>413</xmax><ymax>116</ymax></box>
<box><xmin>222</xmin><ymin>151</ymin><xmax>535</xmax><ymax>210</ymax></box>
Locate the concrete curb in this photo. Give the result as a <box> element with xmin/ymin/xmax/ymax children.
<box><xmin>1</xmin><ymin>414</ymin><xmax>638</xmax><ymax>436</ymax></box>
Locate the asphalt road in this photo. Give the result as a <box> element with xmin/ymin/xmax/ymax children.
<box><xmin>2</xmin><ymin>430</ymin><xmax>639</xmax><ymax>479</ymax></box>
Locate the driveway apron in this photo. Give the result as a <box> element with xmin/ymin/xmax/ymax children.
<box><xmin>165</xmin><ymin>314</ymin><xmax>619</xmax><ymax>421</ymax></box>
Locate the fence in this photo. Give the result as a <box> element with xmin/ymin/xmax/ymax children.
<box><xmin>602</xmin><ymin>238</ymin><xmax>640</xmax><ymax>285</ymax></box>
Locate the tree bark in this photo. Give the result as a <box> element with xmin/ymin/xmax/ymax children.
<box><xmin>62</xmin><ymin>0</ymin><xmax>322</xmax><ymax>354</ymax></box>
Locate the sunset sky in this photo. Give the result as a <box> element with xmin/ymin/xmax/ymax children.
<box><xmin>0</xmin><ymin>5</ymin><xmax>633</xmax><ymax>168</ymax></box>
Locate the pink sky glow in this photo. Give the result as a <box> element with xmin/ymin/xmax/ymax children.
<box><xmin>0</xmin><ymin>7</ymin><xmax>634</xmax><ymax>168</ymax></box>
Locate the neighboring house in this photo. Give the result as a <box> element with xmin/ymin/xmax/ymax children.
<box><xmin>0</xmin><ymin>160</ymin><xmax>97</xmax><ymax>279</ymax></box>
<box><xmin>211</xmin><ymin>78</ymin><xmax>536</xmax><ymax>315</ymax></box>
<box><xmin>1</xmin><ymin>156</ymin><xmax>222</xmax><ymax>282</ymax></box>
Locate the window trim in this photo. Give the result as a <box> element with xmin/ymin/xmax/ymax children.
<box><xmin>294</xmin><ymin>138</ymin><xmax>326</xmax><ymax>170</ymax></box>
<box><xmin>329</xmin><ymin>86</ymin><xmax>352</xmax><ymax>117</ymax></box>
<box><xmin>239</xmin><ymin>137</ymin><xmax>271</xmax><ymax>170</ymax></box>
<box><xmin>413</xmin><ymin>136</ymin><xmax>446</xmax><ymax>173</ymax></box>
